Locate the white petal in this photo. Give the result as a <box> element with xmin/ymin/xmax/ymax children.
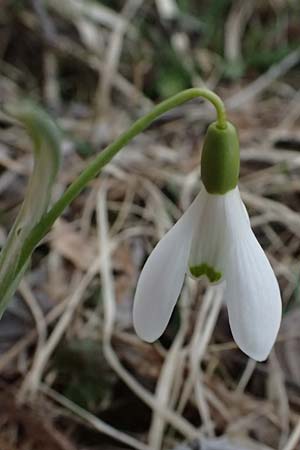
<box><xmin>188</xmin><ymin>187</ymin><xmax>237</xmax><ymax>283</ymax></box>
<box><xmin>223</xmin><ymin>188</ymin><xmax>282</xmax><ymax>361</ymax></box>
<box><xmin>133</xmin><ymin>192</ymin><xmax>203</xmax><ymax>342</ymax></box>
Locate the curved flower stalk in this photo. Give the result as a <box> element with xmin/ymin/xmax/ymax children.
<box><xmin>1</xmin><ymin>89</ymin><xmax>224</xmax><ymax>319</ymax></box>
<box><xmin>0</xmin><ymin>88</ymin><xmax>281</xmax><ymax>343</ymax></box>
<box><xmin>133</xmin><ymin>122</ymin><xmax>282</xmax><ymax>362</ymax></box>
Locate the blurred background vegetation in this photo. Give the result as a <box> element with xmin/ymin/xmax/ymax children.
<box><xmin>0</xmin><ymin>1</ymin><xmax>300</xmax><ymax>449</ymax></box>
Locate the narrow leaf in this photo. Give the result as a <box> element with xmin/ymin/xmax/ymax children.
<box><xmin>0</xmin><ymin>102</ymin><xmax>61</xmax><ymax>316</ymax></box>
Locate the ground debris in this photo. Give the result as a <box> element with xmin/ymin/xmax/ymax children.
<box><xmin>0</xmin><ymin>386</ymin><xmax>77</xmax><ymax>450</ymax></box>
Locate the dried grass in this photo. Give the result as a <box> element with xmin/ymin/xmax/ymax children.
<box><xmin>0</xmin><ymin>1</ymin><xmax>300</xmax><ymax>449</ymax></box>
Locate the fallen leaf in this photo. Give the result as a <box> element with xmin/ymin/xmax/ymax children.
<box><xmin>51</xmin><ymin>220</ymin><xmax>97</xmax><ymax>270</ymax></box>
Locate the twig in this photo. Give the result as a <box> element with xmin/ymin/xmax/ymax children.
<box><xmin>235</xmin><ymin>359</ymin><xmax>256</xmax><ymax>395</ymax></box>
<box><xmin>95</xmin><ymin>0</ymin><xmax>143</xmax><ymax>114</ymax></box>
<box><xmin>181</xmin><ymin>48</ymin><xmax>300</xmax><ymax>122</ymax></box>
<box><xmin>195</xmin><ymin>369</ymin><xmax>215</xmax><ymax>436</ymax></box>
<box><xmin>19</xmin><ymin>278</ymin><xmax>47</xmax><ymax>351</ymax></box>
<box><xmin>47</xmin><ymin>0</ymin><xmax>127</xmax><ymax>30</ymax></box>
<box><xmin>268</xmin><ymin>352</ymin><xmax>290</xmax><ymax>447</ymax></box>
<box><xmin>97</xmin><ymin>182</ymin><xmax>199</xmax><ymax>440</ymax></box>
<box><xmin>40</xmin><ymin>384</ymin><xmax>151</xmax><ymax>450</ymax></box>
<box><xmin>177</xmin><ymin>285</ymin><xmax>224</xmax><ymax>415</ymax></box>
<box><xmin>241</xmin><ymin>190</ymin><xmax>300</xmax><ymax>239</ymax></box>
<box><xmin>282</xmin><ymin>419</ymin><xmax>300</xmax><ymax>450</ymax></box>
<box><xmin>155</xmin><ymin>0</ymin><xmax>178</xmax><ymax>20</ymax></box>
<box><xmin>148</xmin><ymin>285</ymin><xmax>190</xmax><ymax>449</ymax></box>
<box><xmin>224</xmin><ymin>0</ymin><xmax>253</xmax><ymax>63</ymax></box>
<box><xmin>0</xmin><ymin>298</ymin><xmax>68</xmax><ymax>373</ymax></box>
<box><xmin>20</xmin><ymin>10</ymin><xmax>153</xmax><ymax>110</ymax></box>
<box><xmin>227</xmin><ymin>48</ymin><xmax>300</xmax><ymax>110</ymax></box>
<box><xmin>18</xmin><ymin>279</ymin><xmax>47</xmax><ymax>400</ymax></box>
<box><xmin>18</xmin><ymin>259</ymin><xmax>100</xmax><ymax>399</ymax></box>
<box><xmin>31</xmin><ymin>0</ymin><xmax>56</xmax><ymax>44</ymax></box>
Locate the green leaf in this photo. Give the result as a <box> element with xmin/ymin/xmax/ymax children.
<box><xmin>0</xmin><ymin>102</ymin><xmax>61</xmax><ymax>317</ymax></box>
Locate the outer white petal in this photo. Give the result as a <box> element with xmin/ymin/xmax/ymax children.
<box><xmin>223</xmin><ymin>188</ymin><xmax>282</xmax><ymax>361</ymax></box>
<box><xmin>133</xmin><ymin>192</ymin><xmax>203</xmax><ymax>342</ymax></box>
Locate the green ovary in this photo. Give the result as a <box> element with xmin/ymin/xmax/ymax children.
<box><xmin>189</xmin><ymin>263</ymin><xmax>222</xmax><ymax>283</ymax></box>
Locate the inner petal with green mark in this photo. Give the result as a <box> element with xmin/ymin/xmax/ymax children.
<box><xmin>189</xmin><ymin>263</ymin><xmax>222</xmax><ymax>283</ymax></box>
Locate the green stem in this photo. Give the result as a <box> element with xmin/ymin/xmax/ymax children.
<box><xmin>17</xmin><ymin>88</ymin><xmax>226</xmax><ymax>271</ymax></box>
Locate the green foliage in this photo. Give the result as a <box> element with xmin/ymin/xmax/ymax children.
<box><xmin>246</xmin><ymin>46</ymin><xmax>295</xmax><ymax>72</ymax></box>
<box><xmin>0</xmin><ymin>103</ymin><xmax>61</xmax><ymax>318</ymax></box>
<box><xmin>222</xmin><ymin>60</ymin><xmax>246</xmax><ymax>81</ymax></box>
<box><xmin>200</xmin><ymin>0</ymin><xmax>232</xmax><ymax>51</ymax></box>
<box><xmin>128</xmin><ymin>0</ymin><xmax>300</xmax><ymax>90</ymax></box>
<box><xmin>243</xmin><ymin>10</ymin><xmax>299</xmax><ymax>71</ymax></box>
<box><xmin>135</xmin><ymin>20</ymin><xmax>192</xmax><ymax>99</ymax></box>
<box><xmin>155</xmin><ymin>62</ymin><xmax>191</xmax><ymax>99</ymax></box>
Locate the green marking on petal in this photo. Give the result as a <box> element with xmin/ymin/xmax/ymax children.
<box><xmin>189</xmin><ymin>264</ymin><xmax>222</xmax><ymax>283</ymax></box>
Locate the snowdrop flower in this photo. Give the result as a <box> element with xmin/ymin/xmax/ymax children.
<box><xmin>133</xmin><ymin>121</ymin><xmax>282</xmax><ymax>361</ymax></box>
